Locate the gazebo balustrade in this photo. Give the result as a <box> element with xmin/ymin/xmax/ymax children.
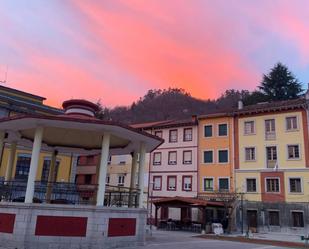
<box><xmin>0</xmin><ymin>179</ymin><xmax>140</xmax><ymax>207</ymax></box>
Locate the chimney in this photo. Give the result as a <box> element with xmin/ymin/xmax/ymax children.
<box><xmin>192</xmin><ymin>115</ymin><xmax>198</xmax><ymax>122</ymax></box>
<box><xmin>238</xmin><ymin>100</ymin><xmax>243</xmax><ymax>110</ymax></box>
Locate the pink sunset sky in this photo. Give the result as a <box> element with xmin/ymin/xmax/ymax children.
<box><xmin>1</xmin><ymin>0</ymin><xmax>309</xmax><ymax>108</ymax></box>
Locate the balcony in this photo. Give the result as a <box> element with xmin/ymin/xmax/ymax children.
<box><xmin>265</xmin><ymin>131</ymin><xmax>276</xmax><ymax>140</ymax></box>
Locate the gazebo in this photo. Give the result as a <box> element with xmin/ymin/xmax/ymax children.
<box><xmin>0</xmin><ymin>99</ymin><xmax>163</xmax><ymax>249</ymax></box>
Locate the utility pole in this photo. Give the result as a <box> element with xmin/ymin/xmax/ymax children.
<box><xmin>240</xmin><ymin>192</ymin><xmax>244</xmax><ymax>234</ymax></box>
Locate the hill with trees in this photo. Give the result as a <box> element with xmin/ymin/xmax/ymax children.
<box><xmin>96</xmin><ymin>63</ymin><xmax>304</xmax><ymax>124</ymax></box>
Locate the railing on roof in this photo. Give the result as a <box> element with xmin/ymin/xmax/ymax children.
<box><xmin>0</xmin><ymin>180</ymin><xmax>140</xmax><ymax>207</ymax></box>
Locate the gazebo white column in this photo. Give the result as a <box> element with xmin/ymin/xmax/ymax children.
<box><xmin>137</xmin><ymin>142</ymin><xmax>146</xmax><ymax>208</ymax></box>
<box><xmin>130</xmin><ymin>151</ymin><xmax>138</xmax><ymax>190</ymax></box>
<box><xmin>4</xmin><ymin>141</ymin><xmax>17</xmax><ymax>181</ymax></box>
<box><xmin>128</xmin><ymin>151</ymin><xmax>138</xmax><ymax>207</ymax></box>
<box><xmin>25</xmin><ymin>127</ymin><xmax>44</xmax><ymax>203</ymax></box>
<box><xmin>96</xmin><ymin>133</ymin><xmax>110</xmax><ymax>206</ymax></box>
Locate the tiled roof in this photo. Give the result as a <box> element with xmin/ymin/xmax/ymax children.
<box><xmin>132</xmin><ymin>118</ymin><xmax>197</xmax><ymax>130</ymax></box>
<box><xmin>234</xmin><ymin>98</ymin><xmax>306</xmax><ymax>115</ymax></box>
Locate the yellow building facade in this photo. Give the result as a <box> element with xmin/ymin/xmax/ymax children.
<box><xmin>234</xmin><ymin>98</ymin><xmax>309</xmax><ymax>233</ymax></box>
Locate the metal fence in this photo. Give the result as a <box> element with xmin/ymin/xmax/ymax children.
<box><xmin>0</xmin><ymin>180</ymin><xmax>140</xmax><ymax>207</ymax></box>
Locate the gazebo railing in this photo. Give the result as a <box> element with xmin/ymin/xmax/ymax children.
<box><xmin>0</xmin><ymin>180</ymin><xmax>140</xmax><ymax>207</ymax></box>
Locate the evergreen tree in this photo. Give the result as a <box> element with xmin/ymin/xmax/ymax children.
<box><xmin>259</xmin><ymin>62</ymin><xmax>303</xmax><ymax>101</ymax></box>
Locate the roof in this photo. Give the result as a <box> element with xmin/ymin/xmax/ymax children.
<box><xmin>198</xmin><ymin>97</ymin><xmax>307</xmax><ymax>119</ymax></box>
<box><xmin>0</xmin><ymin>85</ymin><xmax>46</xmax><ymax>101</ymax></box>
<box><xmin>234</xmin><ymin>98</ymin><xmax>307</xmax><ymax>116</ymax></box>
<box><xmin>151</xmin><ymin>196</ymin><xmax>224</xmax><ymax>207</ymax></box>
<box><xmin>0</xmin><ymin>114</ymin><xmax>164</xmax><ymax>155</ymax></box>
<box><xmin>132</xmin><ymin>118</ymin><xmax>198</xmax><ymax>130</ymax></box>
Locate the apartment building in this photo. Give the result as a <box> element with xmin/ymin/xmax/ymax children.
<box><xmin>135</xmin><ymin>119</ymin><xmax>198</xmax><ymax>220</ymax></box>
<box><xmin>234</xmin><ymin>97</ymin><xmax>309</xmax><ymax>233</ymax></box>
<box><xmin>0</xmin><ymin>85</ymin><xmax>74</xmax><ymax>184</ymax></box>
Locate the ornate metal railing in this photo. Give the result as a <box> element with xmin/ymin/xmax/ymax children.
<box><xmin>0</xmin><ymin>180</ymin><xmax>140</xmax><ymax>207</ymax></box>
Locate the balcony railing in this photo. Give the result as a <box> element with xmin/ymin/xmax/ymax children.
<box><xmin>0</xmin><ymin>180</ymin><xmax>140</xmax><ymax>207</ymax></box>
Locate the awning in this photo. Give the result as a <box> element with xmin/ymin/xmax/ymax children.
<box><xmin>152</xmin><ymin>196</ymin><xmax>225</xmax><ymax>208</ymax></box>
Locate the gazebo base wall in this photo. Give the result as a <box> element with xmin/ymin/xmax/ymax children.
<box><xmin>0</xmin><ymin>202</ymin><xmax>146</xmax><ymax>249</ymax></box>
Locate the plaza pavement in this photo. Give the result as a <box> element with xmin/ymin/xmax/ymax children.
<box><xmin>122</xmin><ymin>230</ymin><xmax>292</xmax><ymax>249</ymax></box>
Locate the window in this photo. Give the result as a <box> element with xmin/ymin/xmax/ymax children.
<box><xmin>269</xmin><ymin>211</ymin><xmax>280</xmax><ymax>226</ymax></box>
<box><xmin>15</xmin><ymin>155</ymin><xmax>31</xmax><ymax>180</ymax></box>
<box><xmin>169</xmin><ymin>129</ymin><xmax>178</xmax><ymax>143</ymax></box>
<box><xmin>108</xmin><ymin>155</ymin><xmax>111</xmax><ymax>165</ymax></box>
<box><xmin>218</xmin><ymin>124</ymin><xmax>228</xmax><ymax>136</ymax></box>
<box><xmin>86</xmin><ymin>155</ymin><xmax>95</xmax><ymax>165</ymax></box>
<box><xmin>168</xmin><ymin>151</ymin><xmax>177</xmax><ymax>165</ymax></box>
<box><xmin>245</xmin><ymin>147</ymin><xmax>256</xmax><ymax>161</ymax></box>
<box><xmin>182</xmin><ymin>176</ymin><xmax>192</xmax><ymax>191</ymax></box>
<box><xmin>266</xmin><ymin>178</ymin><xmax>280</xmax><ymax>192</ymax></box>
<box><xmin>288</xmin><ymin>145</ymin><xmax>300</xmax><ymax>159</ymax></box>
<box><xmin>204</xmin><ymin>125</ymin><xmax>213</xmax><ymax>137</ymax></box>
<box><xmin>85</xmin><ymin>174</ymin><xmax>92</xmax><ymax>185</ymax></box>
<box><xmin>265</xmin><ymin>119</ymin><xmax>276</xmax><ymax>140</ymax></box>
<box><xmin>289</xmin><ymin>178</ymin><xmax>302</xmax><ymax>193</ymax></box>
<box><xmin>167</xmin><ymin>176</ymin><xmax>177</xmax><ymax>191</ymax></box>
<box><xmin>246</xmin><ymin>178</ymin><xmax>257</xmax><ymax>192</ymax></box>
<box><xmin>118</xmin><ymin>175</ymin><xmax>125</xmax><ymax>186</ymax></box>
<box><xmin>183</xmin><ymin>128</ymin><xmax>193</xmax><ymax>141</ymax></box>
<box><xmin>155</xmin><ymin>130</ymin><xmax>163</xmax><ymax>138</ymax></box>
<box><xmin>292</xmin><ymin>211</ymin><xmax>304</xmax><ymax>227</ymax></box>
<box><xmin>41</xmin><ymin>159</ymin><xmax>60</xmax><ymax>182</ymax></box>
<box><xmin>219</xmin><ymin>178</ymin><xmax>229</xmax><ymax>192</ymax></box>
<box><xmin>203</xmin><ymin>150</ymin><xmax>213</xmax><ymax>163</ymax></box>
<box><xmin>244</xmin><ymin>121</ymin><xmax>255</xmax><ymax>135</ymax></box>
<box><xmin>218</xmin><ymin>149</ymin><xmax>229</xmax><ymax>163</ymax></box>
<box><xmin>266</xmin><ymin>146</ymin><xmax>277</xmax><ymax>168</ymax></box>
<box><xmin>106</xmin><ymin>174</ymin><xmax>110</xmax><ymax>184</ymax></box>
<box><xmin>153</xmin><ymin>176</ymin><xmax>162</xmax><ymax>190</ymax></box>
<box><xmin>153</xmin><ymin>152</ymin><xmax>162</xmax><ymax>165</ymax></box>
<box><xmin>286</xmin><ymin>116</ymin><xmax>298</xmax><ymax>131</ymax></box>
<box><xmin>204</xmin><ymin>178</ymin><xmax>214</xmax><ymax>191</ymax></box>
<box><xmin>183</xmin><ymin>150</ymin><xmax>192</xmax><ymax>164</ymax></box>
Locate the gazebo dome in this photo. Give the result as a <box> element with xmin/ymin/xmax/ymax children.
<box><xmin>62</xmin><ymin>99</ymin><xmax>99</xmax><ymax>117</ymax></box>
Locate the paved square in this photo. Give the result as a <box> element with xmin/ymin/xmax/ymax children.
<box><xmin>123</xmin><ymin>230</ymin><xmax>291</xmax><ymax>249</ymax></box>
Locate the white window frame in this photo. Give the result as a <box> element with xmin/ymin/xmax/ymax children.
<box><xmin>153</xmin><ymin>152</ymin><xmax>162</xmax><ymax>165</ymax></box>
<box><xmin>217</xmin><ymin>123</ymin><xmax>228</xmax><ymax>137</ymax></box>
<box><xmin>245</xmin><ymin>178</ymin><xmax>257</xmax><ymax>193</ymax></box>
<box><xmin>183</xmin><ymin>150</ymin><xmax>192</xmax><ymax>165</ymax></box>
<box><xmin>204</xmin><ymin>124</ymin><xmax>213</xmax><ymax>138</ymax></box>
<box><xmin>182</xmin><ymin>176</ymin><xmax>192</xmax><ymax>191</ymax></box>
<box><xmin>203</xmin><ymin>150</ymin><xmax>214</xmax><ymax>164</ymax></box>
<box><xmin>117</xmin><ymin>174</ymin><xmax>125</xmax><ymax>186</ymax></box>
<box><xmin>153</xmin><ymin>176</ymin><xmax>162</xmax><ymax>191</ymax></box>
<box><xmin>203</xmin><ymin>177</ymin><xmax>214</xmax><ymax>192</ymax></box>
<box><xmin>265</xmin><ymin>118</ymin><xmax>276</xmax><ymax>140</ymax></box>
<box><xmin>286</xmin><ymin>144</ymin><xmax>301</xmax><ymax>160</ymax></box>
<box><xmin>265</xmin><ymin>177</ymin><xmax>280</xmax><ymax>193</ymax></box>
<box><xmin>217</xmin><ymin>149</ymin><xmax>229</xmax><ymax>164</ymax></box>
<box><xmin>288</xmin><ymin>177</ymin><xmax>303</xmax><ymax>194</ymax></box>
<box><xmin>244</xmin><ymin>147</ymin><xmax>256</xmax><ymax>162</ymax></box>
<box><xmin>218</xmin><ymin>177</ymin><xmax>230</xmax><ymax>192</ymax></box>
<box><xmin>183</xmin><ymin>128</ymin><xmax>193</xmax><ymax>142</ymax></box>
<box><xmin>244</xmin><ymin>120</ymin><xmax>256</xmax><ymax>135</ymax></box>
<box><xmin>168</xmin><ymin>151</ymin><xmax>177</xmax><ymax>165</ymax></box>
<box><xmin>265</xmin><ymin>145</ymin><xmax>278</xmax><ymax>169</ymax></box>
<box><xmin>285</xmin><ymin>116</ymin><xmax>299</xmax><ymax>132</ymax></box>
